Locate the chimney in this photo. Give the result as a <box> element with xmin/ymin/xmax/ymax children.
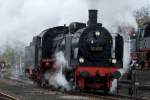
<box><xmin>88</xmin><ymin>9</ymin><xmax>98</xmax><ymax>26</ymax></box>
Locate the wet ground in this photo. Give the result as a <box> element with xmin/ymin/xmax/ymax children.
<box><xmin>0</xmin><ymin>67</ymin><xmax>103</xmax><ymax>100</ymax></box>
<box><xmin>0</xmin><ymin>78</ymin><xmax>103</xmax><ymax>100</ymax></box>
<box><xmin>1</xmin><ymin>67</ymin><xmax>149</xmax><ymax>100</ymax></box>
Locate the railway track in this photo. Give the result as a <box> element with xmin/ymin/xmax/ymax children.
<box><xmin>0</xmin><ymin>92</ymin><xmax>19</xmax><ymax>100</ymax></box>
<box><xmin>62</xmin><ymin>90</ymin><xmax>146</xmax><ymax>100</ymax></box>
<box><xmin>84</xmin><ymin>94</ymin><xmax>131</xmax><ymax>100</ymax></box>
<box><xmin>76</xmin><ymin>93</ymin><xmax>142</xmax><ymax>100</ymax></box>
<box><xmin>83</xmin><ymin>92</ymin><xmax>149</xmax><ymax>100</ymax></box>
<box><xmin>1</xmin><ymin>77</ymin><xmax>148</xmax><ymax>100</ymax></box>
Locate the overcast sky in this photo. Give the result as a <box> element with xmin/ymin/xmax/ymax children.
<box><xmin>0</xmin><ymin>0</ymin><xmax>150</xmax><ymax>46</ymax></box>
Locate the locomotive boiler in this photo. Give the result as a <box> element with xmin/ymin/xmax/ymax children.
<box><xmin>25</xmin><ymin>9</ymin><xmax>124</xmax><ymax>93</ymax></box>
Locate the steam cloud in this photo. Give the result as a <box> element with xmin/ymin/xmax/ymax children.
<box><xmin>0</xmin><ymin>0</ymin><xmax>150</xmax><ymax>45</ymax></box>
<box><xmin>110</xmin><ymin>79</ymin><xmax>117</xmax><ymax>93</ymax></box>
<box><xmin>110</xmin><ymin>36</ymin><xmax>131</xmax><ymax>93</ymax></box>
<box><xmin>44</xmin><ymin>51</ymin><xmax>71</xmax><ymax>91</ymax></box>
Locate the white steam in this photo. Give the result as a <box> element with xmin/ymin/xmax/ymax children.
<box><xmin>110</xmin><ymin>33</ymin><xmax>131</xmax><ymax>93</ymax></box>
<box><xmin>44</xmin><ymin>51</ymin><xmax>71</xmax><ymax>91</ymax></box>
<box><xmin>110</xmin><ymin>79</ymin><xmax>117</xmax><ymax>93</ymax></box>
<box><xmin>55</xmin><ymin>51</ymin><xmax>68</xmax><ymax>69</ymax></box>
<box><xmin>119</xmin><ymin>40</ymin><xmax>131</xmax><ymax>75</ymax></box>
<box><xmin>0</xmin><ymin>0</ymin><xmax>150</xmax><ymax>45</ymax></box>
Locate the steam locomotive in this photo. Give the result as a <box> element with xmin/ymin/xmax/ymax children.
<box><xmin>25</xmin><ymin>10</ymin><xmax>124</xmax><ymax>93</ymax></box>
<box><xmin>125</xmin><ymin>22</ymin><xmax>150</xmax><ymax>96</ymax></box>
<box><xmin>130</xmin><ymin>22</ymin><xmax>150</xmax><ymax>69</ymax></box>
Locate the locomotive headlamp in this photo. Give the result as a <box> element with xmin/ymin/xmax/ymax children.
<box><xmin>135</xmin><ymin>63</ymin><xmax>139</xmax><ymax>67</ymax></box>
<box><xmin>95</xmin><ymin>31</ymin><xmax>100</xmax><ymax>36</ymax></box>
<box><xmin>112</xmin><ymin>59</ymin><xmax>117</xmax><ymax>64</ymax></box>
<box><xmin>79</xmin><ymin>57</ymin><xmax>84</xmax><ymax>63</ymax></box>
<box><xmin>91</xmin><ymin>40</ymin><xmax>94</xmax><ymax>44</ymax></box>
<box><xmin>45</xmin><ymin>62</ymin><xmax>50</xmax><ymax>66</ymax></box>
<box><xmin>133</xmin><ymin>33</ymin><xmax>136</xmax><ymax>37</ymax></box>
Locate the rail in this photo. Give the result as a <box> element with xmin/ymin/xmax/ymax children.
<box><xmin>0</xmin><ymin>92</ymin><xmax>19</xmax><ymax>100</ymax></box>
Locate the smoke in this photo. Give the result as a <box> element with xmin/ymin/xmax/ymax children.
<box><xmin>0</xmin><ymin>0</ymin><xmax>150</xmax><ymax>46</ymax></box>
<box><xmin>110</xmin><ymin>79</ymin><xmax>117</xmax><ymax>93</ymax></box>
<box><xmin>120</xmin><ymin>40</ymin><xmax>131</xmax><ymax>75</ymax></box>
<box><xmin>86</xmin><ymin>0</ymin><xmax>150</xmax><ymax>32</ymax></box>
<box><xmin>0</xmin><ymin>0</ymin><xmax>87</xmax><ymax>45</ymax></box>
<box><xmin>44</xmin><ymin>51</ymin><xmax>71</xmax><ymax>91</ymax></box>
<box><xmin>55</xmin><ymin>51</ymin><xmax>68</xmax><ymax>69</ymax></box>
<box><xmin>110</xmin><ymin>41</ymin><xmax>131</xmax><ymax>93</ymax></box>
<box><xmin>110</xmin><ymin>32</ymin><xmax>131</xmax><ymax>93</ymax></box>
<box><xmin>9</xmin><ymin>64</ymin><xmax>24</xmax><ymax>81</ymax></box>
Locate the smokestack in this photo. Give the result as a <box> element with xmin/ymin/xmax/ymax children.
<box><xmin>88</xmin><ymin>9</ymin><xmax>98</xmax><ymax>26</ymax></box>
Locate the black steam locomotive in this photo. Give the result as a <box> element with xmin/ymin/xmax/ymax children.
<box><xmin>130</xmin><ymin>22</ymin><xmax>150</xmax><ymax>69</ymax></box>
<box><xmin>25</xmin><ymin>10</ymin><xmax>124</xmax><ymax>93</ymax></box>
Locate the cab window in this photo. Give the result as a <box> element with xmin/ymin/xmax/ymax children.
<box><xmin>144</xmin><ymin>29</ymin><xmax>150</xmax><ymax>38</ymax></box>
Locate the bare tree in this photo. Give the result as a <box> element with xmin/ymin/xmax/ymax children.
<box><xmin>134</xmin><ymin>5</ymin><xmax>150</xmax><ymax>27</ymax></box>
